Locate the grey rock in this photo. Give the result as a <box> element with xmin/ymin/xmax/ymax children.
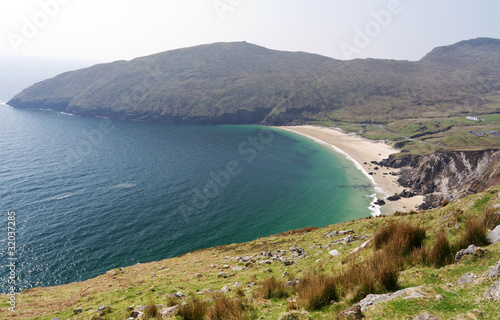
<box><xmin>220</xmin><ymin>285</ymin><xmax>231</xmax><ymax>293</ymax></box>
<box><xmin>160</xmin><ymin>305</ymin><xmax>179</xmax><ymax>317</ymax></box>
<box><xmin>50</xmin><ymin>318</ymin><xmax>62</xmax><ymax>320</ymax></box>
<box><xmin>232</xmin><ymin>266</ymin><xmax>245</xmax><ymax>271</ymax></box>
<box><xmin>488</xmin><ymin>259</ymin><xmax>500</xmax><ymax>278</ymax></box>
<box><xmin>484</xmin><ymin>279</ymin><xmax>500</xmax><ymax>300</ymax></box>
<box><xmin>457</xmin><ymin>272</ymin><xmax>478</xmax><ymax>284</ymax></box>
<box><xmin>329</xmin><ymin>249</ymin><xmax>341</xmax><ymax>257</ymax></box>
<box><xmin>218</xmin><ymin>271</ymin><xmax>227</xmax><ymax>278</ymax></box>
<box><xmin>98</xmin><ymin>305</ymin><xmax>109</xmax><ymax>312</ymax></box>
<box><xmin>455</xmin><ymin>244</ymin><xmax>477</xmax><ymax>263</ymax></box>
<box><xmin>403</xmin><ymin>292</ymin><xmax>426</xmax><ymax>299</ymax></box>
<box><xmin>487</xmin><ymin>225</ymin><xmax>500</xmax><ymax>244</ymax></box>
<box><xmin>73</xmin><ymin>307</ymin><xmax>83</xmax><ymax>314</ymax></box>
<box><xmin>283</xmin><ymin>260</ymin><xmax>293</xmax><ymax>266</ymax></box>
<box><xmin>343</xmin><ymin>235</ymin><xmax>353</xmax><ymax>244</ymax></box>
<box><xmin>339</xmin><ymin>229</ymin><xmax>354</xmax><ymax>236</ymax></box>
<box><xmin>357</xmin><ymin>286</ymin><xmax>422</xmax><ymax>312</ymax></box>
<box><xmin>174</xmin><ymin>291</ymin><xmax>185</xmax><ymax>299</ymax></box>
<box><xmin>413</xmin><ymin>313</ymin><xmax>441</xmax><ymax>320</ymax></box>
<box><xmin>325</xmin><ymin>230</ymin><xmax>339</xmax><ymax>238</ymax></box>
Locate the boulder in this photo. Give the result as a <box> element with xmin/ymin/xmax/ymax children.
<box><xmin>174</xmin><ymin>291</ymin><xmax>185</xmax><ymax>299</ymax></box>
<box><xmin>488</xmin><ymin>259</ymin><xmax>500</xmax><ymax>278</ymax></box>
<box><xmin>357</xmin><ymin>286</ymin><xmax>423</xmax><ymax>312</ymax></box>
<box><xmin>73</xmin><ymin>308</ymin><xmax>83</xmax><ymax>314</ymax></box>
<box><xmin>457</xmin><ymin>272</ymin><xmax>478</xmax><ymax>284</ymax></box>
<box><xmin>387</xmin><ymin>193</ymin><xmax>401</xmax><ymax>201</ymax></box>
<box><xmin>374</xmin><ymin>199</ymin><xmax>385</xmax><ymax>206</ymax></box>
<box><xmin>413</xmin><ymin>313</ymin><xmax>441</xmax><ymax>320</ymax></box>
<box><xmin>343</xmin><ymin>235</ymin><xmax>353</xmax><ymax>244</ymax></box>
<box><xmin>329</xmin><ymin>249</ymin><xmax>341</xmax><ymax>257</ymax></box>
<box><xmin>487</xmin><ymin>225</ymin><xmax>500</xmax><ymax>244</ymax></box>
<box><xmin>160</xmin><ymin>305</ymin><xmax>179</xmax><ymax>317</ymax></box>
<box><xmin>484</xmin><ymin>279</ymin><xmax>500</xmax><ymax>300</ymax></box>
<box><xmin>455</xmin><ymin>244</ymin><xmax>479</xmax><ymax>263</ymax></box>
<box><xmin>220</xmin><ymin>286</ymin><xmax>231</xmax><ymax>293</ymax></box>
<box><xmin>336</xmin><ymin>305</ymin><xmax>363</xmax><ymax>319</ymax></box>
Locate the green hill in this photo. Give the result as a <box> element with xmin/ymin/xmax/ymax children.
<box><xmin>8</xmin><ymin>38</ymin><xmax>500</xmax><ymax>125</ymax></box>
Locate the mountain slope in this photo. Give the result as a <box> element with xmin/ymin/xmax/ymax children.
<box><xmin>7</xmin><ymin>38</ymin><xmax>500</xmax><ymax>124</ymax></box>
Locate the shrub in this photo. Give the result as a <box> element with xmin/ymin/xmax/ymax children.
<box><xmin>428</xmin><ymin>230</ymin><xmax>453</xmax><ymax>268</ymax></box>
<box><xmin>297</xmin><ymin>271</ymin><xmax>337</xmax><ymax>310</ymax></box>
<box><xmin>177</xmin><ymin>297</ymin><xmax>207</xmax><ymax>320</ymax></box>
<box><xmin>206</xmin><ymin>294</ymin><xmax>245</xmax><ymax>320</ymax></box>
<box><xmin>257</xmin><ymin>276</ymin><xmax>290</xmax><ymax>300</ymax></box>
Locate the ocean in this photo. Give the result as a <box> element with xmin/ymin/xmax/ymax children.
<box><xmin>0</xmin><ymin>103</ymin><xmax>374</xmax><ymax>292</ymax></box>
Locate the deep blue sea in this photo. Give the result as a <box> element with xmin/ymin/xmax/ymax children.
<box><xmin>0</xmin><ymin>103</ymin><xmax>374</xmax><ymax>292</ymax></box>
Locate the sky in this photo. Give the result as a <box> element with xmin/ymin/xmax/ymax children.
<box><xmin>1</xmin><ymin>0</ymin><xmax>500</xmax><ymax>64</ymax></box>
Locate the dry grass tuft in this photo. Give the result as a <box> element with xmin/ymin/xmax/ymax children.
<box><xmin>374</xmin><ymin>221</ymin><xmax>426</xmax><ymax>257</ymax></box>
<box><xmin>427</xmin><ymin>230</ymin><xmax>453</xmax><ymax>268</ymax></box>
<box><xmin>177</xmin><ymin>297</ymin><xmax>207</xmax><ymax>320</ymax></box>
<box><xmin>144</xmin><ymin>301</ymin><xmax>159</xmax><ymax>319</ymax></box>
<box><xmin>483</xmin><ymin>205</ymin><xmax>500</xmax><ymax>230</ymax></box>
<box><xmin>297</xmin><ymin>271</ymin><xmax>337</xmax><ymax>311</ymax></box>
<box><xmin>206</xmin><ymin>294</ymin><xmax>246</xmax><ymax>320</ymax></box>
<box><xmin>256</xmin><ymin>276</ymin><xmax>290</xmax><ymax>300</ymax></box>
<box><xmin>335</xmin><ymin>250</ymin><xmax>399</xmax><ymax>302</ymax></box>
<box><xmin>456</xmin><ymin>216</ymin><xmax>488</xmax><ymax>249</ymax></box>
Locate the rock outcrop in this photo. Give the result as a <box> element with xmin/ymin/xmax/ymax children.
<box><xmin>380</xmin><ymin>150</ymin><xmax>500</xmax><ymax>209</ymax></box>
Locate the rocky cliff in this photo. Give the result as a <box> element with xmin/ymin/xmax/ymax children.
<box><xmin>380</xmin><ymin>150</ymin><xmax>500</xmax><ymax>209</ymax></box>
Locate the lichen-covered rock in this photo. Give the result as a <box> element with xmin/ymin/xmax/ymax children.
<box><xmin>488</xmin><ymin>259</ymin><xmax>500</xmax><ymax>278</ymax></box>
<box><xmin>484</xmin><ymin>279</ymin><xmax>500</xmax><ymax>300</ymax></box>
<box><xmin>336</xmin><ymin>305</ymin><xmax>363</xmax><ymax>320</ymax></box>
<box><xmin>457</xmin><ymin>272</ymin><xmax>478</xmax><ymax>284</ymax></box>
<box><xmin>413</xmin><ymin>313</ymin><xmax>441</xmax><ymax>320</ymax></box>
<box><xmin>487</xmin><ymin>225</ymin><xmax>500</xmax><ymax>244</ymax></box>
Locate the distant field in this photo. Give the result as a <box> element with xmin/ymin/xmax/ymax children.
<box><xmin>311</xmin><ymin>113</ymin><xmax>500</xmax><ymax>156</ymax></box>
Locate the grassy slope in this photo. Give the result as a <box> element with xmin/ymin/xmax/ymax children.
<box><xmin>3</xmin><ymin>186</ymin><xmax>500</xmax><ymax>320</ymax></box>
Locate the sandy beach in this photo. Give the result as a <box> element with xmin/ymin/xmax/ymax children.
<box><xmin>278</xmin><ymin>125</ymin><xmax>424</xmax><ymax>214</ymax></box>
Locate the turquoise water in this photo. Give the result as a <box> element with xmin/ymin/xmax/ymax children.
<box><xmin>0</xmin><ymin>104</ymin><xmax>374</xmax><ymax>291</ymax></box>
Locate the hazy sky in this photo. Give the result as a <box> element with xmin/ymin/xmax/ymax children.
<box><xmin>1</xmin><ymin>0</ymin><xmax>500</xmax><ymax>63</ymax></box>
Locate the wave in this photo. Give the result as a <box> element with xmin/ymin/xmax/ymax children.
<box><xmin>111</xmin><ymin>183</ymin><xmax>136</xmax><ymax>189</ymax></box>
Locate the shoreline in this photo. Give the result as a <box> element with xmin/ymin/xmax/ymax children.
<box><xmin>276</xmin><ymin>125</ymin><xmax>424</xmax><ymax>214</ymax></box>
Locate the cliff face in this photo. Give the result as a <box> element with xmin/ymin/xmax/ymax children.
<box><xmin>381</xmin><ymin>150</ymin><xmax>500</xmax><ymax>206</ymax></box>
